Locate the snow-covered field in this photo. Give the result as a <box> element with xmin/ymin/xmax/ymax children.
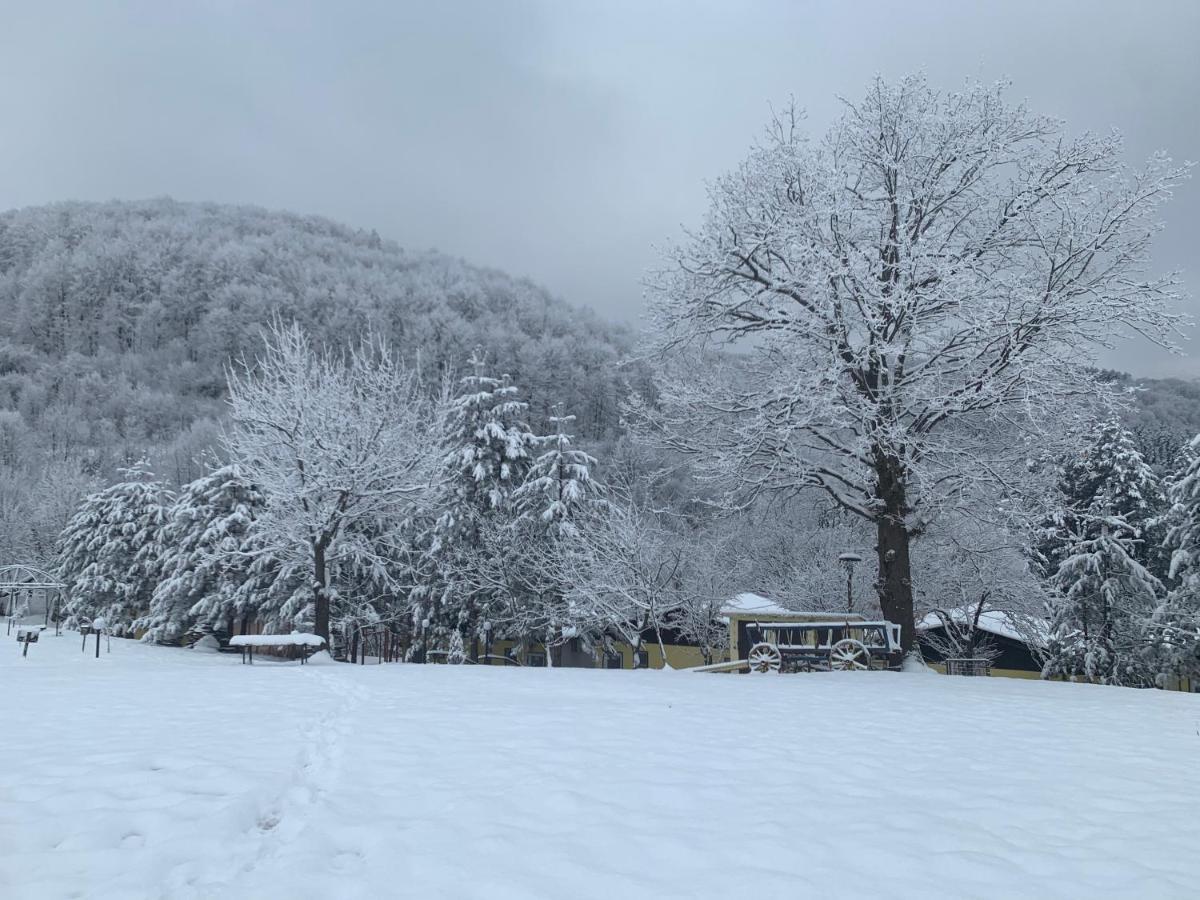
<box><xmin>2</xmin><ymin>632</ymin><xmax>1198</xmax><ymax>899</ymax></box>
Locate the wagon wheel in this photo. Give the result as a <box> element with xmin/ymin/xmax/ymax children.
<box><xmin>747</xmin><ymin>642</ymin><xmax>782</xmax><ymax>674</ymax></box>
<box><xmin>829</xmin><ymin>639</ymin><xmax>872</xmax><ymax>671</ymax></box>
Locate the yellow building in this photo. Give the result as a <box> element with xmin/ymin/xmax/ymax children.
<box><xmin>483</xmin><ymin>632</ymin><xmax>715</xmax><ymax>670</ymax></box>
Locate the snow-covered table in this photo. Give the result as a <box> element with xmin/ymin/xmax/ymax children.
<box><xmin>229</xmin><ymin>633</ymin><xmax>326</xmax><ymax>665</ymax></box>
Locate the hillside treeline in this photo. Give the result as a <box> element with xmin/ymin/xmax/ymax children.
<box><xmin>0</xmin><ymin>199</ymin><xmax>647</xmax><ymax>564</ymax></box>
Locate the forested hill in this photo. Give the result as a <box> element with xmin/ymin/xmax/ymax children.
<box><xmin>1098</xmin><ymin>371</ymin><xmax>1200</xmax><ymax>471</ymax></box>
<box><xmin>0</xmin><ymin>198</ymin><xmax>644</xmax><ymax>562</ymax></box>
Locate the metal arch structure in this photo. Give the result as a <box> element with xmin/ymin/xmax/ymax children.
<box><xmin>0</xmin><ymin>565</ymin><xmax>66</xmax><ymax>626</ymax></box>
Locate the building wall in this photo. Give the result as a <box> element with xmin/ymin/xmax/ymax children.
<box><xmin>918</xmin><ymin>630</ymin><xmax>1041</xmax><ymax>673</ymax></box>
<box><xmin>484</xmin><ymin>637</ymin><xmax>717</xmax><ymax>670</ymax></box>
<box><xmin>929</xmin><ymin>663</ymin><xmax>1042</xmax><ymax>680</ymax></box>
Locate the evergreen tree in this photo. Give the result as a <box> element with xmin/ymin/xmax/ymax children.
<box><xmin>57</xmin><ymin>463</ymin><xmax>171</xmax><ymax>635</ymax></box>
<box><xmin>1042</xmin><ymin>517</ymin><xmax>1161</xmax><ymax>685</ymax></box>
<box><xmin>135</xmin><ymin>464</ymin><xmax>265</xmax><ymax>643</ymax></box>
<box><xmin>447</xmin><ymin>630</ymin><xmax>467</xmax><ymax>665</ymax></box>
<box><xmin>439</xmin><ymin>349</ymin><xmax>540</xmax><ymax>530</ymax></box>
<box><xmin>1037</xmin><ymin>419</ymin><xmax>1168</xmax><ymax>579</ymax></box>
<box><xmin>225</xmin><ymin>533</ymin><xmax>310</xmax><ymax>635</ymax></box>
<box><xmin>419</xmin><ymin>350</ymin><xmax>540</xmax><ymax>644</ymax></box>
<box><xmin>513</xmin><ymin>411</ymin><xmax>601</xmax><ymax>538</ymax></box>
<box><xmin>1038</xmin><ymin>420</ymin><xmax>1166</xmax><ymax>685</ymax></box>
<box><xmin>1151</xmin><ymin>435</ymin><xmax>1200</xmax><ymax>680</ymax></box>
<box><xmin>472</xmin><ymin>410</ymin><xmax>606</xmax><ymax>652</ymax></box>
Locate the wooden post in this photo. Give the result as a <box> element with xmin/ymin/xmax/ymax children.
<box><xmin>95</xmin><ymin>630</ymin><xmax>100</xmax><ymax>659</ymax></box>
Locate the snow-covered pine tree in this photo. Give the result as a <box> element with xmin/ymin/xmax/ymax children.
<box><xmin>440</xmin><ymin>350</ymin><xmax>539</xmax><ymax>527</ymax></box>
<box><xmin>225</xmin><ymin>533</ymin><xmax>310</xmax><ymax>634</ymax></box>
<box><xmin>57</xmin><ymin>463</ymin><xmax>172</xmax><ymax>635</ymax></box>
<box><xmin>135</xmin><ymin>464</ymin><xmax>265</xmax><ymax>643</ymax></box>
<box><xmin>1042</xmin><ymin>516</ymin><xmax>1162</xmax><ymax>685</ymax></box>
<box><xmin>1037</xmin><ymin>419</ymin><xmax>1167</xmax><ymax>579</ymax></box>
<box><xmin>513</xmin><ymin>411</ymin><xmax>601</xmax><ymax>538</ymax></box>
<box><xmin>420</xmin><ymin>349</ymin><xmax>540</xmax><ymax>645</ymax></box>
<box><xmin>447</xmin><ymin>630</ymin><xmax>466</xmax><ymax>664</ymax></box>
<box><xmin>477</xmin><ymin>409</ymin><xmax>606</xmax><ymax>657</ymax></box>
<box><xmin>1039</xmin><ymin>420</ymin><xmax>1166</xmax><ymax>685</ymax></box>
<box><xmin>1151</xmin><ymin>434</ymin><xmax>1200</xmax><ymax>680</ymax></box>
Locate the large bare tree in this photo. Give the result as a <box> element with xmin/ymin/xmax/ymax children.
<box><xmin>224</xmin><ymin>321</ymin><xmax>443</xmax><ymax>641</ymax></box>
<box><xmin>638</xmin><ymin>75</ymin><xmax>1188</xmax><ymax>651</ymax></box>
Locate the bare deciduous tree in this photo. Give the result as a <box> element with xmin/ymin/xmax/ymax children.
<box><xmin>637</xmin><ymin>75</ymin><xmax>1188</xmax><ymax>651</ymax></box>
<box><xmin>224</xmin><ymin>321</ymin><xmax>444</xmax><ymax>640</ymax></box>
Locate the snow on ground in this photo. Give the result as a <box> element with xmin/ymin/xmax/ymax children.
<box><xmin>2</xmin><ymin>633</ymin><xmax>1199</xmax><ymax>899</ymax></box>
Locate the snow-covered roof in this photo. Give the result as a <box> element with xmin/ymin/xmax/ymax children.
<box><xmin>721</xmin><ymin>593</ymin><xmax>804</xmax><ymax>617</ymax></box>
<box><xmin>917</xmin><ymin>608</ymin><xmax>1049</xmax><ymax>646</ymax></box>
<box><xmin>720</xmin><ymin>593</ymin><xmax>865</xmax><ymax>620</ymax></box>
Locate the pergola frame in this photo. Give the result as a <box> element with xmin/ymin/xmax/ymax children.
<box><xmin>0</xmin><ymin>565</ymin><xmax>66</xmax><ymax>627</ymax></box>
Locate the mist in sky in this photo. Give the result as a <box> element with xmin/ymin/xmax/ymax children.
<box><xmin>1</xmin><ymin>0</ymin><xmax>1196</xmax><ymax>375</ymax></box>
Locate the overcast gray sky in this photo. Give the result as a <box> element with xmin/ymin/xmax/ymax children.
<box><xmin>1</xmin><ymin>0</ymin><xmax>1197</xmax><ymax>375</ymax></box>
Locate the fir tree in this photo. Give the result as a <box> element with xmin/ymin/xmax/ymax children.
<box><xmin>513</xmin><ymin>411</ymin><xmax>601</xmax><ymax>538</ymax></box>
<box><xmin>57</xmin><ymin>463</ymin><xmax>172</xmax><ymax>635</ymax></box>
<box><xmin>225</xmin><ymin>533</ymin><xmax>310</xmax><ymax>635</ymax></box>
<box><xmin>1039</xmin><ymin>420</ymin><xmax>1166</xmax><ymax>685</ymax></box>
<box><xmin>1042</xmin><ymin>516</ymin><xmax>1161</xmax><ymax>685</ymax></box>
<box><xmin>420</xmin><ymin>350</ymin><xmax>540</xmax><ymax>643</ymax></box>
<box><xmin>1036</xmin><ymin>419</ymin><xmax>1167</xmax><ymax>580</ymax></box>
<box><xmin>447</xmin><ymin>630</ymin><xmax>466</xmax><ymax>665</ymax></box>
<box><xmin>1151</xmin><ymin>434</ymin><xmax>1200</xmax><ymax>680</ymax></box>
<box><xmin>136</xmin><ymin>464</ymin><xmax>265</xmax><ymax>643</ymax></box>
<box><xmin>439</xmin><ymin>349</ymin><xmax>539</xmax><ymax>530</ymax></box>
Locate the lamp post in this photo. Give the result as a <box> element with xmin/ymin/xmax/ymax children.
<box><xmin>838</xmin><ymin>552</ymin><xmax>862</xmax><ymax>613</ymax></box>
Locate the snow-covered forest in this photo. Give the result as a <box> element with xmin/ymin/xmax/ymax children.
<box><xmin>7</xmin><ymin>76</ymin><xmax>1189</xmax><ymax>692</ymax></box>
<box><xmin>2</xmin><ymin>0</ymin><xmax>1199</xmax><ymax>883</ymax></box>
<box><xmin>0</xmin><ymin>198</ymin><xmax>650</xmax><ymax>561</ymax></box>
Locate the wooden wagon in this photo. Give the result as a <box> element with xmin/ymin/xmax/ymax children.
<box><xmin>743</xmin><ymin>619</ymin><xmax>903</xmax><ymax>673</ymax></box>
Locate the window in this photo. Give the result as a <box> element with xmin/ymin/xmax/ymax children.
<box><xmin>634</xmin><ymin>649</ymin><xmax>649</xmax><ymax>669</ymax></box>
<box><xmin>605</xmin><ymin>652</ymin><xmax>623</xmax><ymax>669</ymax></box>
<box><xmin>526</xmin><ymin>651</ymin><xmax>546</xmax><ymax>668</ymax></box>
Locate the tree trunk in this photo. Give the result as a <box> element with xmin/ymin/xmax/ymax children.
<box><xmin>313</xmin><ymin>540</ymin><xmax>330</xmax><ymax>641</ymax></box>
<box><xmin>654</xmin><ymin>626</ymin><xmax>668</xmax><ymax>670</ymax></box>
<box><xmin>874</xmin><ymin>452</ymin><xmax>916</xmax><ymax>654</ymax></box>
